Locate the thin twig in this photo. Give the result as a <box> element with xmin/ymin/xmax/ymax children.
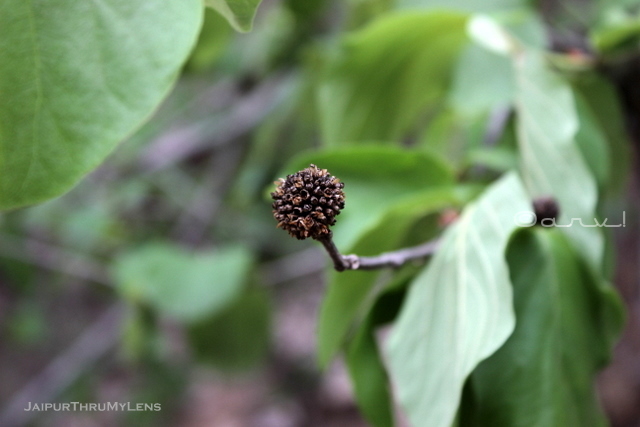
<box><xmin>140</xmin><ymin>73</ymin><xmax>294</xmax><ymax>172</ymax></box>
<box><xmin>316</xmin><ymin>234</ymin><xmax>350</xmax><ymax>271</ymax></box>
<box><xmin>260</xmin><ymin>247</ymin><xmax>325</xmax><ymax>286</ymax></box>
<box><xmin>316</xmin><ymin>233</ymin><xmax>440</xmax><ymax>272</ymax></box>
<box><xmin>351</xmin><ymin>240</ymin><xmax>440</xmax><ymax>270</ymax></box>
<box><xmin>0</xmin><ymin>233</ymin><xmax>109</xmax><ymax>286</ymax></box>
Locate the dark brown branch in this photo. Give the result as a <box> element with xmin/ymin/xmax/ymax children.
<box><xmin>315</xmin><ymin>233</ymin><xmax>439</xmax><ymax>272</ymax></box>
<box><xmin>316</xmin><ymin>233</ymin><xmax>351</xmax><ymax>271</ymax></box>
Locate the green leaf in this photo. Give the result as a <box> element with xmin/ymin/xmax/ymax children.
<box><xmin>188</xmin><ymin>288</ymin><xmax>272</xmax><ymax>371</ymax></box>
<box><xmin>460</xmin><ymin>228</ymin><xmax>624</xmax><ymax>426</ymax></box>
<box><xmin>346</xmin><ymin>318</ymin><xmax>394</xmax><ymax>427</ymax></box>
<box><xmin>186</xmin><ymin>8</ymin><xmax>233</xmax><ymax>72</ymax></box>
<box><xmin>574</xmin><ymin>93</ymin><xmax>610</xmax><ymax>189</ymax></box>
<box><xmin>397</xmin><ymin>0</ymin><xmax>525</xmax><ymax>13</ymax></box>
<box><xmin>591</xmin><ymin>5</ymin><xmax>640</xmax><ymax>54</ymax></box>
<box><xmin>573</xmin><ymin>73</ymin><xmax>631</xmax><ymax>194</ymax></box>
<box><xmin>204</xmin><ymin>0</ymin><xmax>262</xmax><ymax>32</ymax></box>
<box><xmin>449</xmin><ymin>44</ymin><xmax>515</xmax><ymax>117</ymax></box>
<box><xmin>465</xmin><ymin>146</ymin><xmax>518</xmax><ymax>173</ymax></box>
<box><xmin>318</xmin><ymin>12</ymin><xmax>469</xmax><ymax>145</ymax></box>
<box><xmin>387</xmin><ymin>172</ymin><xmax>531</xmax><ymax>427</ymax></box>
<box><xmin>113</xmin><ymin>243</ymin><xmax>253</xmax><ymax>323</ymax></box>
<box><xmin>346</xmin><ymin>273</ymin><xmax>414</xmax><ymax>427</ymax></box>
<box><xmin>514</xmin><ymin>52</ymin><xmax>603</xmax><ymax>267</ymax></box>
<box><xmin>0</xmin><ymin>0</ymin><xmax>202</xmax><ymax>210</ymax></box>
<box><xmin>467</xmin><ymin>12</ymin><xmax>547</xmax><ymax>53</ymax></box>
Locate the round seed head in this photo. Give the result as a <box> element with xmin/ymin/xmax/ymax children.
<box><xmin>271</xmin><ymin>164</ymin><xmax>345</xmax><ymax>240</ymax></box>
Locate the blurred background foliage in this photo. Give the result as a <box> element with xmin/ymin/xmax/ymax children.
<box><xmin>1</xmin><ymin>0</ymin><xmax>640</xmax><ymax>426</ymax></box>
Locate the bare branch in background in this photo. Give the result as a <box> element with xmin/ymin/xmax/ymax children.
<box><xmin>0</xmin><ymin>234</ymin><xmax>109</xmax><ymax>287</ymax></box>
<box><xmin>140</xmin><ymin>74</ymin><xmax>295</xmax><ymax>172</ymax></box>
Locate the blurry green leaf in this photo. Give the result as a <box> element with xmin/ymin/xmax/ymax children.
<box><xmin>574</xmin><ymin>93</ymin><xmax>610</xmax><ymax>189</ymax></box>
<box><xmin>123</xmin><ymin>358</ymin><xmax>188</xmax><ymax>426</ymax></box>
<box><xmin>465</xmin><ymin>146</ymin><xmax>517</xmax><ymax>173</ymax></box>
<box><xmin>460</xmin><ymin>228</ymin><xmax>624</xmax><ymax>426</ymax></box>
<box><xmin>188</xmin><ymin>288</ymin><xmax>271</xmax><ymax>371</ymax></box>
<box><xmin>205</xmin><ymin>0</ymin><xmax>262</xmax><ymax>32</ymax></box>
<box><xmin>466</xmin><ymin>15</ymin><xmax>517</xmax><ymax>55</ymax></box>
<box><xmin>113</xmin><ymin>243</ymin><xmax>253</xmax><ymax>323</ymax></box>
<box><xmin>591</xmin><ymin>5</ymin><xmax>640</xmax><ymax>53</ymax></box>
<box><xmin>387</xmin><ymin>172</ymin><xmax>530</xmax><ymax>427</ymax></box>
<box><xmin>467</xmin><ymin>12</ymin><xmax>546</xmax><ymax>53</ymax></box>
<box><xmin>592</xmin><ymin>19</ymin><xmax>640</xmax><ymax>53</ymax></box>
<box><xmin>186</xmin><ymin>8</ymin><xmax>233</xmax><ymax>72</ymax></box>
<box><xmin>449</xmin><ymin>44</ymin><xmax>515</xmax><ymax>116</ymax></box>
<box><xmin>514</xmin><ymin>52</ymin><xmax>603</xmax><ymax>267</ymax></box>
<box><xmin>318</xmin><ymin>12</ymin><xmax>469</xmax><ymax>145</ymax></box>
<box><xmin>8</xmin><ymin>302</ymin><xmax>46</xmax><ymax>345</ymax></box>
<box><xmin>417</xmin><ymin>109</ymin><xmax>475</xmax><ymax>167</ymax></box>
<box><xmin>345</xmin><ymin>272</ymin><xmax>414</xmax><ymax>427</ymax></box>
<box><xmin>574</xmin><ymin>74</ymin><xmax>631</xmax><ymax>194</ymax></box>
<box><xmin>347</xmin><ymin>315</ymin><xmax>394</xmax><ymax>427</ymax></box>
<box><xmin>500</xmin><ymin>10</ymin><xmax>546</xmax><ymax>49</ymax></box>
<box><xmin>121</xmin><ymin>304</ymin><xmax>156</xmax><ymax>362</ymax></box>
<box><xmin>397</xmin><ymin>0</ymin><xmax>525</xmax><ymax>13</ymax></box>
<box><xmin>0</xmin><ymin>0</ymin><xmax>203</xmax><ymax>210</ymax></box>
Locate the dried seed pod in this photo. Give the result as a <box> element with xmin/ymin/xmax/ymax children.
<box><xmin>271</xmin><ymin>164</ymin><xmax>345</xmax><ymax>240</ymax></box>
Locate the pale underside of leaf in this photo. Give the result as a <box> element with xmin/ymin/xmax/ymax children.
<box><xmin>387</xmin><ymin>172</ymin><xmax>531</xmax><ymax>427</ymax></box>
<box><xmin>514</xmin><ymin>52</ymin><xmax>603</xmax><ymax>267</ymax></box>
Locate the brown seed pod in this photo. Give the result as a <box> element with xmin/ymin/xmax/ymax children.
<box><xmin>271</xmin><ymin>164</ymin><xmax>345</xmax><ymax>240</ymax></box>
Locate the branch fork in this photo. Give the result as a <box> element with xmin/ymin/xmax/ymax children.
<box><xmin>315</xmin><ymin>233</ymin><xmax>439</xmax><ymax>272</ymax></box>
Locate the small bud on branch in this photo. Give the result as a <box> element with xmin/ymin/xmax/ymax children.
<box><xmin>533</xmin><ymin>196</ymin><xmax>559</xmax><ymax>226</ymax></box>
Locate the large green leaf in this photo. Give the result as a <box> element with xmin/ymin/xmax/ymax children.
<box><xmin>113</xmin><ymin>243</ymin><xmax>253</xmax><ymax>323</ymax></box>
<box><xmin>514</xmin><ymin>52</ymin><xmax>603</xmax><ymax>267</ymax></box>
<box><xmin>387</xmin><ymin>172</ymin><xmax>530</xmax><ymax>427</ymax></box>
<box><xmin>204</xmin><ymin>0</ymin><xmax>262</xmax><ymax>32</ymax></box>
<box><xmin>318</xmin><ymin>12</ymin><xmax>469</xmax><ymax>145</ymax></box>
<box><xmin>0</xmin><ymin>0</ymin><xmax>202</xmax><ymax>210</ymax></box>
<box><xmin>460</xmin><ymin>228</ymin><xmax>624</xmax><ymax>426</ymax></box>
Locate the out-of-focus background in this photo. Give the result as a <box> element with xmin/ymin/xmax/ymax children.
<box><xmin>1</xmin><ymin>0</ymin><xmax>640</xmax><ymax>426</ymax></box>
